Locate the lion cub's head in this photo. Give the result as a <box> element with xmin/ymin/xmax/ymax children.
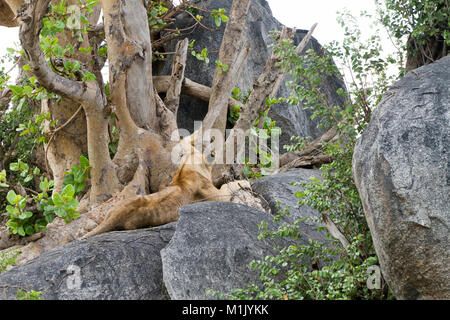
<box><xmin>171</xmin><ymin>146</ymin><xmax>213</xmax><ymax>189</ymax></box>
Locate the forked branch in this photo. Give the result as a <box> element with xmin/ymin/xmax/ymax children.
<box><xmin>18</xmin><ymin>0</ymin><xmax>97</xmax><ymax>106</ymax></box>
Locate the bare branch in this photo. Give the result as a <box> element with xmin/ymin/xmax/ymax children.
<box><xmin>153</xmin><ymin>76</ymin><xmax>241</xmax><ymax>112</ymax></box>
<box><xmin>279</xmin><ymin>126</ymin><xmax>337</xmax><ymax>167</ymax></box>
<box><xmin>231</xmin><ymin>24</ymin><xmax>318</xmax><ymax>135</ymax></box>
<box><xmin>164</xmin><ymin>38</ymin><xmax>189</xmax><ymax>115</ymax></box>
<box><xmin>277</xmin><ymin>154</ymin><xmax>334</xmax><ymax>173</ymax></box>
<box><xmin>202</xmin><ymin>0</ymin><xmax>251</xmax><ymax>134</ymax></box>
<box><xmin>155</xmin><ymin>87</ymin><xmax>178</xmax><ymax>140</ymax></box>
<box><xmin>321</xmin><ymin>213</ymin><xmax>351</xmax><ymax>251</ymax></box>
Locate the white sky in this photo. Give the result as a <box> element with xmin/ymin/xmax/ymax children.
<box><xmin>268</xmin><ymin>0</ymin><xmax>380</xmax><ymax>45</ymax></box>
<box><xmin>0</xmin><ymin>0</ymin><xmax>396</xmax><ymax>82</ymax></box>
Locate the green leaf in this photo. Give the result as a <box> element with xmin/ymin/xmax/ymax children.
<box><xmin>62</xmin><ymin>184</ymin><xmax>75</xmax><ymax>198</ymax></box>
<box><xmin>257</xmin><ymin>130</ymin><xmax>270</xmax><ymax>140</ymax></box>
<box><xmin>54</xmin><ymin>20</ymin><xmax>65</xmax><ymax>31</ymax></box>
<box><xmin>6</xmin><ymin>205</ymin><xmax>19</xmax><ymax>216</ymax></box>
<box><xmin>17</xmin><ymin>226</ymin><xmax>26</xmax><ymax>237</ymax></box>
<box><xmin>79</xmin><ymin>155</ymin><xmax>89</xmax><ymax>169</ymax></box>
<box><xmin>22</xmin><ymin>64</ymin><xmax>31</xmax><ymax>71</ymax></box>
<box><xmin>6</xmin><ymin>220</ymin><xmax>18</xmax><ymax>231</ymax></box>
<box><xmin>6</xmin><ymin>190</ymin><xmax>17</xmax><ymax>205</ymax></box>
<box><xmin>9</xmin><ymin>162</ymin><xmax>19</xmax><ymax>171</ymax></box>
<box><xmin>18</xmin><ymin>198</ymin><xmax>27</xmax><ymax>210</ymax></box>
<box><xmin>74</xmin><ymin>171</ymin><xmax>86</xmax><ymax>184</ymax></box>
<box><xmin>8</xmin><ymin>85</ymin><xmax>23</xmax><ymax>96</ymax></box>
<box><xmin>75</xmin><ymin>182</ymin><xmax>86</xmax><ymax>194</ymax></box>
<box><xmin>25</xmin><ymin>225</ymin><xmax>35</xmax><ymax>235</ymax></box>
<box><xmin>18</xmin><ymin>211</ymin><xmax>33</xmax><ymax>220</ymax></box>
<box><xmin>52</xmin><ymin>192</ymin><xmax>64</xmax><ymax>207</ymax></box>
<box><xmin>35</xmin><ymin>218</ymin><xmax>48</xmax><ymax>231</ymax></box>
<box><xmin>62</xmin><ymin>173</ymin><xmax>75</xmax><ymax>186</ymax></box>
<box><xmin>39</xmin><ymin>180</ymin><xmax>49</xmax><ymax>192</ymax></box>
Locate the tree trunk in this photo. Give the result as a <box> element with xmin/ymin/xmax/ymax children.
<box><xmin>43</xmin><ymin>0</ymin><xmax>100</xmax><ymax>191</ymax></box>
<box><xmin>101</xmin><ymin>0</ymin><xmax>157</xmax><ymax>131</ymax></box>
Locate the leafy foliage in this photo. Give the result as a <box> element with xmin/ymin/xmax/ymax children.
<box><xmin>3</xmin><ymin>155</ymin><xmax>85</xmax><ymax>236</ymax></box>
<box><xmin>0</xmin><ymin>250</ymin><xmax>20</xmax><ymax>274</ymax></box>
<box><xmin>62</xmin><ymin>155</ymin><xmax>90</xmax><ymax>197</ymax></box>
<box><xmin>222</xmin><ymin>7</ymin><xmax>407</xmax><ymax>300</ymax></box>
<box><xmin>244</xmin><ymin>107</ymin><xmax>281</xmax><ymax>178</ymax></box>
<box><xmin>16</xmin><ymin>289</ymin><xmax>43</xmax><ymax>300</ymax></box>
<box><xmin>211</xmin><ymin>8</ymin><xmax>229</xmax><ymax>27</ymax></box>
<box><xmin>375</xmin><ymin>0</ymin><xmax>449</xmax><ymax>64</ymax></box>
<box><xmin>228</xmin><ymin>87</ymin><xmax>251</xmax><ymax>124</ymax></box>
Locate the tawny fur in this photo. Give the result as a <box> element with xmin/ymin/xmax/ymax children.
<box><xmin>82</xmin><ymin>149</ymin><xmax>248</xmax><ymax>239</ymax></box>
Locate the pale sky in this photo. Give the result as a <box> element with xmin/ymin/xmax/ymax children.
<box><xmin>268</xmin><ymin>0</ymin><xmax>380</xmax><ymax>44</ymax></box>
<box><xmin>0</xmin><ymin>0</ymin><xmax>395</xmax><ymax>82</ymax></box>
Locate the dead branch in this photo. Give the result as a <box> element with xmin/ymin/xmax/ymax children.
<box><xmin>231</xmin><ymin>24</ymin><xmax>317</xmax><ymax>135</ymax></box>
<box><xmin>155</xmin><ymin>87</ymin><xmax>178</xmax><ymax>140</ymax></box>
<box><xmin>153</xmin><ymin>75</ymin><xmax>241</xmax><ymax>112</ymax></box>
<box><xmin>202</xmin><ymin>0</ymin><xmax>251</xmax><ymax>134</ymax></box>
<box><xmin>277</xmin><ymin>154</ymin><xmax>334</xmax><ymax>173</ymax></box>
<box><xmin>321</xmin><ymin>213</ymin><xmax>350</xmax><ymax>251</ymax></box>
<box><xmin>164</xmin><ymin>38</ymin><xmax>189</xmax><ymax>115</ymax></box>
<box><xmin>279</xmin><ymin>126</ymin><xmax>337</xmax><ymax>167</ymax></box>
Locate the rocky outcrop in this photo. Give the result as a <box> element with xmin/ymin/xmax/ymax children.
<box><xmin>0</xmin><ymin>195</ymin><xmax>334</xmax><ymax>300</ymax></box>
<box><xmin>353</xmin><ymin>56</ymin><xmax>450</xmax><ymax>299</ymax></box>
<box><xmin>252</xmin><ymin>169</ymin><xmax>328</xmax><ymax>244</ymax></box>
<box><xmin>0</xmin><ymin>224</ymin><xmax>176</xmax><ymax>300</ymax></box>
<box><xmin>161</xmin><ymin>0</ymin><xmax>346</xmax><ymax>148</ymax></box>
<box><xmin>161</xmin><ymin>202</ymin><xmax>290</xmax><ymax>299</ymax></box>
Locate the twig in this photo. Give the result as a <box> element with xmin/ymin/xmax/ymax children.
<box><xmin>182</xmin><ymin>9</ymin><xmax>215</xmax><ymax>31</ymax></box>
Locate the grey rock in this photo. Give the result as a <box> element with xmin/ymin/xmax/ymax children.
<box><xmin>353</xmin><ymin>56</ymin><xmax>450</xmax><ymax>299</ymax></box>
<box><xmin>161</xmin><ymin>202</ymin><xmax>290</xmax><ymax>299</ymax></box>
<box><xmin>161</xmin><ymin>0</ymin><xmax>346</xmax><ymax>149</ymax></box>
<box><xmin>252</xmin><ymin>169</ymin><xmax>328</xmax><ymax>244</ymax></box>
<box><xmin>0</xmin><ymin>224</ymin><xmax>176</xmax><ymax>300</ymax></box>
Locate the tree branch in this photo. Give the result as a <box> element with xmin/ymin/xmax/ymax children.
<box><xmin>277</xmin><ymin>154</ymin><xmax>334</xmax><ymax>173</ymax></box>
<box><xmin>17</xmin><ymin>0</ymin><xmax>95</xmax><ymax>105</ymax></box>
<box><xmin>321</xmin><ymin>213</ymin><xmax>351</xmax><ymax>251</ymax></box>
<box><xmin>153</xmin><ymin>76</ymin><xmax>242</xmax><ymax>113</ymax></box>
<box><xmin>201</xmin><ymin>0</ymin><xmax>251</xmax><ymax>135</ymax></box>
<box><xmin>279</xmin><ymin>126</ymin><xmax>337</xmax><ymax>167</ymax></box>
<box><xmin>231</xmin><ymin>24</ymin><xmax>317</xmax><ymax>135</ymax></box>
<box><xmin>164</xmin><ymin>38</ymin><xmax>189</xmax><ymax>115</ymax></box>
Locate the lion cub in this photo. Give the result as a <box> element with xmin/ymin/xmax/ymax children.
<box><xmin>82</xmin><ymin>149</ymin><xmax>249</xmax><ymax>239</ymax></box>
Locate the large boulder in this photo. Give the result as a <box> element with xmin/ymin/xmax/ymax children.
<box><xmin>353</xmin><ymin>56</ymin><xmax>450</xmax><ymax>299</ymax></box>
<box><xmin>161</xmin><ymin>0</ymin><xmax>346</xmax><ymax>148</ymax></box>
<box><xmin>252</xmin><ymin>169</ymin><xmax>328</xmax><ymax>244</ymax></box>
<box><xmin>0</xmin><ymin>224</ymin><xmax>176</xmax><ymax>300</ymax></box>
<box><xmin>161</xmin><ymin>202</ymin><xmax>291</xmax><ymax>299</ymax></box>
